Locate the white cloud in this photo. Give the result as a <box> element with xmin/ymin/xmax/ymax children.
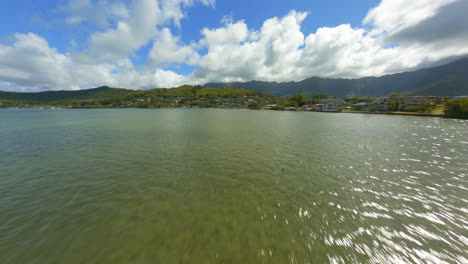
<box><xmin>148</xmin><ymin>28</ymin><xmax>199</xmax><ymax>65</ymax></box>
<box><xmin>191</xmin><ymin>1</ymin><xmax>468</xmax><ymax>83</ymax></box>
<box><xmin>199</xmin><ymin>20</ymin><xmax>249</xmax><ymax>46</ymax></box>
<box><xmin>84</xmin><ymin>0</ymin><xmax>215</xmax><ymax>61</ymax></box>
<box><xmin>86</xmin><ymin>0</ymin><xmax>161</xmax><ymax>61</ymax></box>
<box><xmin>0</xmin><ymin>33</ymin><xmax>188</xmax><ymax>92</ymax></box>
<box><xmin>61</xmin><ymin>0</ymin><xmax>129</xmax><ymax>27</ymax></box>
<box><xmin>193</xmin><ymin>11</ymin><xmax>307</xmax><ymax>83</ymax></box>
<box><xmin>0</xmin><ymin>33</ymin><xmax>117</xmax><ymax>91</ymax></box>
<box><xmin>364</xmin><ymin>0</ymin><xmax>459</xmax><ymax>37</ymax></box>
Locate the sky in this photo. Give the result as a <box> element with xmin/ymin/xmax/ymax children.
<box><xmin>0</xmin><ymin>0</ymin><xmax>467</xmax><ymax>92</ymax></box>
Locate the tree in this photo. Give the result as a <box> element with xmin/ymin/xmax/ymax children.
<box><xmin>444</xmin><ymin>98</ymin><xmax>468</xmax><ymax>118</ymax></box>
<box><xmin>389</xmin><ymin>100</ymin><xmax>406</xmax><ymax>112</ymax></box>
<box><xmin>345</xmin><ymin>97</ymin><xmax>359</xmax><ymax>104</ymax></box>
<box><xmin>271</xmin><ymin>105</ymin><xmax>285</xmax><ymax>110</ymax></box>
<box><xmin>247</xmin><ymin>102</ymin><xmax>261</xmax><ymax>110</ymax></box>
<box><xmin>418</xmin><ymin>99</ymin><xmax>435</xmax><ymax>113</ymax></box>
<box><xmin>387</xmin><ymin>93</ymin><xmax>402</xmax><ymax>98</ymax></box>
<box><xmin>289</xmin><ymin>94</ymin><xmax>309</xmax><ymax>107</ymax></box>
<box><xmin>312</xmin><ymin>94</ymin><xmax>329</xmax><ymax>101</ymax></box>
<box><xmin>284</xmin><ymin>101</ymin><xmax>298</xmax><ymax>107</ymax></box>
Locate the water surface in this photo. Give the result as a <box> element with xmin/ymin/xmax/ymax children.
<box><xmin>0</xmin><ymin>109</ymin><xmax>467</xmax><ymax>263</ymax></box>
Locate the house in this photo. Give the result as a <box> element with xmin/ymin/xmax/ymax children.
<box><xmin>323</xmin><ymin>106</ymin><xmax>341</xmax><ymax>112</ymax></box>
<box><xmin>320</xmin><ymin>99</ymin><xmax>346</xmax><ymax>106</ymax></box>
<box><xmin>262</xmin><ymin>104</ymin><xmax>278</xmax><ymax>110</ymax></box>
<box><xmin>284</xmin><ymin>107</ymin><xmax>296</xmax><ymax>111</ymax></box>
<box><xmin>309</xmin><ymin>104</ymin><xmax>324</xmax><ymax>111</ymax></box>
<box><xmin>368</xmin><ymin>104</ymin><xmax>389</xmax><ymax>112</ymax></box>
<box><xmin>351</xmin><ymin>102</ymin><xmax>368</xmax><ymax>111</ymax></box>
<box><xmin>320</xmin><ymin>99</ymin><xmax>346</xmax><ymax>112</ymax></box>
<box><xmin>300</xmin><ymin>105</ymin><xmax>309</xmax><ymax>111</ymax></box>
<box><xmin>400</xmin><ymin>96</ymin><xmax>442</xmax><ymax>106</ymax></box>
<box><xmin>373</xmin><ymin>97</ymin><xmax>390</xmax><ymax>104</ymax></box>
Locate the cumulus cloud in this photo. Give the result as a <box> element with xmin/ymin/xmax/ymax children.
<box><xmin>192</xmin><ymin>0</ymin><xmax>468</xmax><ymax>83</ymax></box>
<box><xmin>86</xmin><ymin>0</ymin><xmax>161</xmax><ymax>61</ymax></box>
<box><xmin>148</xmin><ymin>28</ymin><xmax>199</xmax><ymax>65</ymax></box>
<box><xmin>0</xmin><ymin>33</ymin><xmax>187</xmax><ymax>92</ymax></box>
<box><xmin>61</xmin><ymin>0</ymin><xmax>129</xmax><ymax>27</ymax></box>
<box><xmin>193</xmin><ymin>11</ymin><xmax>307</xmax><ymax>83</ymax></box>
<box><xmin>0</xmin><ymin>33</ymin><xmax>113</xmax><ymax>91</ymax></box>
<box><xmin>199</xmin><ymin>20</ymin><xmax>249</xmax><ymax>46</ymax></box>
<box><xmin>363</xmin><ymin>0</ymin><xmax>458</xmax><ymax>37</ymax></box>
<box><xmin>1</xmin><ymin>0</ymin><xmax>468</xmax><ymax>92</ymax></box>
<box><xmin>84</xmin><ymin>0</ymin><xmax>213</xmax><ymax>61</ymax></box>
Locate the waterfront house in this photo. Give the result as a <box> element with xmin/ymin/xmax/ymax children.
<box><xmin>323</xmin><ymin>106</ymin><xmax>341</xmax><ymax>112</ymax></box>
<box><xmin>399</xmin><ymin>96</ymin><xmax>442</xmax><ymax>106</ymax></box>
<box><xmin>320</xmin><ymin>99</ymin><xmax>346</xmax><ymax>107</ymax></box>
<box><xmin>262</xmin><ymin>104</ymin><xmax>278</xmax><ymax>110</ymax></box>
<box><xmin>368</xmin><ymin>104</ymin><xmax>389</xmax><ymax>112</ymax></box>
<box><xmin>309</xmin><ymin>104</ymin><xmax>324</xmax><ymax>111</ymax></box>
<box><xmin>373</xmin><ymin>97</ymin><xmax>390</xmax><ymax>104</ymax></box>
<box><xmin>351</xmin><ymin>102</ymin><xmax>368</xmax><ymax>111</ymax></box>
<box><xmin>284</xmin><ymin>106</ymin><xmax>296</xmax><ymax>111</ymax></box>
<box><xmin>320</xmin><ymin>99</ymin><xmax>347</xmax><ymax>112</ymax></box>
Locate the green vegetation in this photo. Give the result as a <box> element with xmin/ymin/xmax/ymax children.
<box><xmin>270</xmin><ymin>105</ymin><xmax>285</xmax><ymax>110</ymax></box>
<box><xmin>388</xmin><ymin>100</ymin><xmax>406</xmax><ymax>111</ymax></box>
<box><xmin>345</xmin><ymin>97</ymin><xmax>359</xmax><ymax>104</ymax></box>
<box><xmin>205</xmin><ymin>58</ymin><xmax>468</xmax><ymax>97</ymax></box>
<box><xmin>287</xmin><ymin>94</ymin><xmax>309</xmax><ymax>107</ymax></box>
<box><xmin>312</xmin><ymin>94</ymin><xmax>329</xmax><ymax>100</ymax></box>
<box><xmin>404</xmin><ymin>76</ymin><xmax>468</xmax><ymax>96</ymax></box>
<box><xmin>388</xmin><ymin>93</ymin><xmax>402</xmax><ymax>98</ymax></box>
<box><xmin>0</xmin><ymin>86</ymin><xmax>133</xmax><ymax>103</ymax></box>
<box><xmin>247</xmin><ymin>102</ymin><xmax>262</xmax><ymax>110</ymax></box>
<box><xmin>1</xmin><ymin>82</ymin><xmax>467</xmax><ymax>119</ymax></box>
<box><xmin>0</xmin><ymin>85</ymin><xmax>282</xmax><ymax>110</ymax></box>
<box><xmin>444</xmin><ymin>98</ymin><xmax>468</xmax><ymax>119</ymax></box>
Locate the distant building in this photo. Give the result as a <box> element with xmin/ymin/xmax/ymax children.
<box><xmin>262</xmin><ymin>104</ymin><xmax>278</xmax><ymax>110</ymax></box>
<box><xmin>399</xmin><ymin>96</ymin><xmax>442</xmax><ymax>106</ymax></box>
<box><xmin>351</xmin><ymin>102</ymin><xmax>368</xmax><ymax>111</ymax></box>
<box><xmin>373</xmin><ymin>97</ymin><xmax>390</xmax><ymax>104</ymax></box>
<box><xmin>284</xmin><ymin>107</ymin><xmax>296</xmax><ymax>111</ymax></box>
<box><xmin>319</xmin><ymin>99</ymin><xmax>346</xmax><ymax>112</ymax></box>
<box><xmin>323</xmin><ymin>106</ymin><xmax>341</xmax><ymax>112</ymax></box>
<box><xmin>309</xmin><ymin>104</ymin><xmax>324</xmax><ymax>111</ymax></box>
<box><xmin>320</xmin><ymin>99</ymin><xmax>346</xmax><ymax>106</ymax></box>
<box><xmin>368</xmin><ymin>104</ymin><xmax>389</xmax><ymax>112</ymax></box>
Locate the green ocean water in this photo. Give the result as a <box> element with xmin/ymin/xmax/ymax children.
<box><xmin>0</xmin><ymin>109</ymin><xmax>467</xmax><ymax>263</ymax></box>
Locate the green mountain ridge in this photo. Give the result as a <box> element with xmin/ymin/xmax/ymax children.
<box><xmin>1</xmin><ymin>58</ymin><xmax>468</xmax><ymax>104</ymax></box>
<box><xmin>204</xmin><ymin>58</ymin><xmax>468</xmax><ymax>97</ymax></box>
<box><xmin>0</xmin><ymin>86</ymin><xmax>134</xmax><ymax>103</ymax></box>
<box><xmin>0</xmin><ymin>85</ymin><xmax>279</xmax><ymax>108</ymax></box>
<box><xmin>404</xmin><ymin>76</ymin><xmax>468</xmax><ymax>96</ymax></box>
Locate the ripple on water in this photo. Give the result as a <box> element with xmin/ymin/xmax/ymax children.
<box><xmin>0</xmin><ymin>110</ymin><xmax>467</xmax><ymax>263</ymax></box>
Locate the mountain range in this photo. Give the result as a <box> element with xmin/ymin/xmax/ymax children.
<box><xmin>204</xmin><ymin>58</ymin><xmax>468</xmax><ymax>97</ymax></box>
<box><xmin>1</xmin><ymin>58</ymin><xmax>468</xmax><ymax>103</ymax></box>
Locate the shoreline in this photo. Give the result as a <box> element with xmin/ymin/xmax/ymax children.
<box><xmin>2</xmin><ymin>107</ymin><xmax>464</xmax><ymax>119</ymax></box>
<box><xmin>340</xmin><ymin>111</ymin><xmax>444</xmax><ymax>118</ymax></box>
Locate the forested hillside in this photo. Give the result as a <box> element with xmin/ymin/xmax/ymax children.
<box><xmin>205</xmin><ymin>58</ymin><xmax>468</xmax><ymax>97</ymax></box>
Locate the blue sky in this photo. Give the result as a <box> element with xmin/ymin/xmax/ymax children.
<box><xmin>1</xmin><ymin>0</ymin><xmax>378</xmax><ymax>59</ymax></box>
<box><xmin>0</xmin><ymin>0</ymin><xmax>467</xmax><ymax>91</ymax></box>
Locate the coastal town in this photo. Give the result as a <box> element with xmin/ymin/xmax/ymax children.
<box><xmin>263</xmin><ymin>94</ymin><xmax>467</xmax><ymax>118</ymax></box>
<box><xmin>1</xmin><ymin>85</ymin><xmax>467</xmax><ymax>118</ymax></box>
